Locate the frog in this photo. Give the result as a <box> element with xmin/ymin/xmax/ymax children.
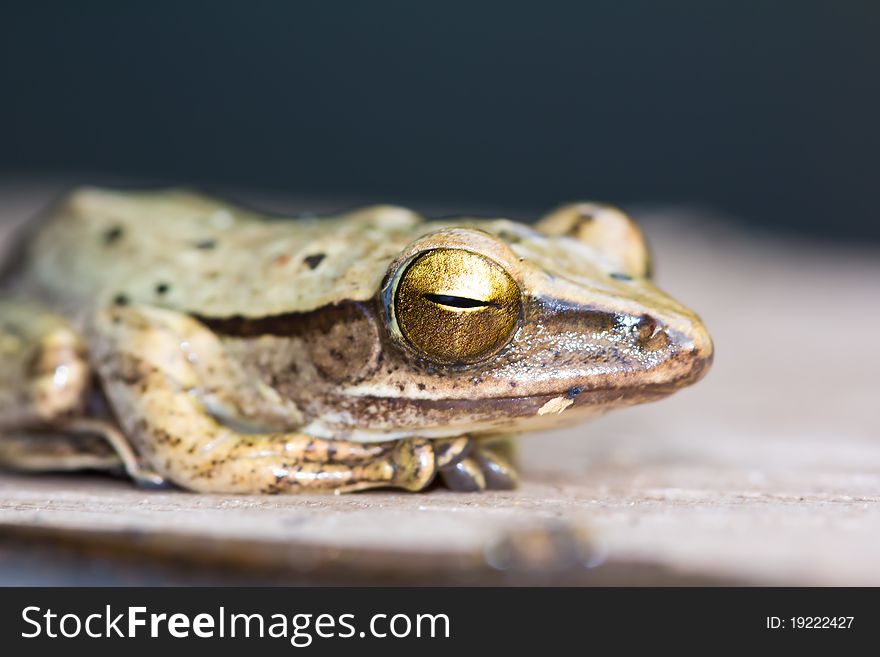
<box><xmin>0</xmin><ymin>187</ymin><xmax>713</xmax><ymax>493</ymax></box>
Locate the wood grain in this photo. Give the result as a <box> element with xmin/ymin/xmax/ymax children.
<box><xmin>1</xmin><ymin>183</ymin><xmax>877</xmax><ymax>585</ymax></box>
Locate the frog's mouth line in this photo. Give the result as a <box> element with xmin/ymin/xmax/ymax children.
<box><xmin>337</xmin><ymin>360</ymin><xmax>711</xmax><ymax>431</ymax></box>
<box><xmin>418</xmin><ymin>380</ymin><xmax>687</xmax><ymax>413</ymax></box>
<box><xmin>315</xmin><ymin>378</ymin><xmax>700</xmax><ymax>443</ymax></box>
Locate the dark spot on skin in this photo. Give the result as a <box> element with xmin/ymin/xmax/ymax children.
<box><xmin>610</xmin><ymin>272</ymin><xmax>633</xmax><ymax>281</ymax></box>
<box><xmin>113</xmin><ymin>293</ymin><xmax>129</xmax><ymax>306</ymax></box>
<box><xmin>509</xmin><ymin>381</ymin><xmax>517</xmax><ymax>388</ymax></box>
<box><xmin>155</xmin><ymin>282</ymin><xmax>171</xmax><ymax>295</ymax></box>
<box><xmin>417</xmin><ymin>383</ymin><xmax>426</xmax><ymax>391</ymax></box>
<box><xmin>103</xmin><ymin>226</ymin><xmax>124</xmax><ymax>245</ymax></box>
<box><xmin>565</xmin><ymin>385</ymin><xmax>584</xmax><ymax>400</ymax></box>
<box><xmin>1</xmin><ymin>322</ymin><xmax>22</xmax><ymax>338</ymax></box>
<box><xmin>194</xmin><ymin>239</ymin><xmax>217</xmax><ymax>250</ymax></box>
<box><xmin>557</xmin><ymin>211</ymin><xmax>596</xmax><ymax>238</ymax></box>
<box><xmin>304</xmin><ymin>253</ymin><xmax>326</xmax><ymax>270</ymax></box>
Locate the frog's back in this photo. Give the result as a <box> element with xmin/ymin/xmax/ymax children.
<box><xmin>11</xmin><ymin>187</ymin><xmax>429</xmax><ymax>318</ymax></box>
<box><xmin>10</xmin><ymin>187</ymin><xmax>652</xmax><ymax>324</ymax></box>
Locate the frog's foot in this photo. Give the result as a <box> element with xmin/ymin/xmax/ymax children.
<box><xmin>0</xmin><ymin>429</ymin><xmax>121</xmax><ymax>473</ymax></box>
<box><xmin>0</xmin><ymin>299</ymin><xmax>168</xmax><ymax>488</ymax></box>
<box><xmin>333</xmin><ymin>435</ymin><xmax>472</xmax><ymax>493</ymax></box>
<box><xmin>0</xmin><ymin>299</ymin><xmax>89</xmax><ymax>427</ymax></box>
<box><xmin>439</xmin><ymin>438</ymin><xmax>518</xmax><ymax>492</ymax></box>
<box><xmin>0</xmin><ymin>423</ymin><xmax>168</xmax><ymax>488</ymax></box>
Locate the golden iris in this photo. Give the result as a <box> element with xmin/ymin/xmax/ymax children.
<box><xmin>393</xmin><ymin>248</ymin><xmax>521</xmax><ymax>364</ymax></box>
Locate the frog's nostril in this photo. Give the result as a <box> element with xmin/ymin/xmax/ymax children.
<box><xmin>632</xmin><ymin>315</ymin><xmax>667</xmax><ymax>351</ymax></box>
<box><xmin>634</xmin><ymin>315</ymin><xmax>657</xmax><ymax>340</ymax></box>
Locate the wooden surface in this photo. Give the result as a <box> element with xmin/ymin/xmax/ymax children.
<box><xmin>1</xmin><ymin>182</ymin><xmax>878</xmax><ymax>585</ymax></box>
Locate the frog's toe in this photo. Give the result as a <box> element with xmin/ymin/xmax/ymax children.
<box><xmin>440</xmin><ymin>457</ymin><xmax>487</xmax><ymax>492</ymax></box>
<box><xmin>432</xmin><ymin>436</ymin><xmax>472</xmax><ymax>468</ymax></box>
<box><xmin>439</xmin><ymin>444</ymin><xmax>518</xmax><ymax>492</ymax></box>
<box><xmin>132</xmin><ymin>470</ymin><xmax>175</xmax><ymax>490</ymax></box>
<box><xmin>474</xmin><ymin>448</ymin><xmax>518</xmax><ymax>490</ymax></box>
<box><xmin>107</xmin><ymin>460</ymin><xmax>172</xmax><ymax>489</ymax></box>
<box><xmin>388</xmin><ymin>438</ymin><xmax>437</xmax><ymax>492</ymax></box>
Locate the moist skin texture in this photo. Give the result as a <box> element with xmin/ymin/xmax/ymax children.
<box><xmin>0</xmin><ymin>189</ymin><xmax>713</xmax><ymax>493</ymax></box>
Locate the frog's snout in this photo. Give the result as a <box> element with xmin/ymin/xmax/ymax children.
<box><xmin>607</xmin><ymin>306</ymin><xmax>713</xmax><ymax>393</ymax></box>
<box><xmin>686</xmin><ymin>321</ymin><xmax>714</xmax><ymax>366</ymax></box>
<box><xmin>657</xmin><ymin>314</ymin><xmax>714</xmax><ymax>387</ymax></box>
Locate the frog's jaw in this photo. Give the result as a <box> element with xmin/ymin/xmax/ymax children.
<box><xmin>301</xmin><ymin>375</ymin><xmax>704</xmax><ymax>443</ymax></box>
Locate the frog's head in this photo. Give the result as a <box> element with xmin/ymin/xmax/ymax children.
<box><xmin>303</xmin><ymin>204</ymin><xmax>712</xmax><ymax>440</ymax></box>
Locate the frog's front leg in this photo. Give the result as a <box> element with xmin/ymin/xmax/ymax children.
<box><xmin>89</xmin><ymin>304</ymin><xmax>467</xmax><ymax>493</ymax></box>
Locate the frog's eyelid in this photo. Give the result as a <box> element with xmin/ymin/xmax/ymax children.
<box><xmin>422</xmin><ymin>293</ymin><xmax>495</xmax><ymax>309</ymax></box>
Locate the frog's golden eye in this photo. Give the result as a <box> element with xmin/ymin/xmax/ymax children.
<box><xmin>393</xmin><ymin>248</ymin><xmax>521</xmax><ymax>364</ymax></box>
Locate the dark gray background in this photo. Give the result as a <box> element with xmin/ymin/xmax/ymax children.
<box><xmin>1</xmin><ymin>1</ymin><xmax>877</xmax><ymax>240</ymax></box>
